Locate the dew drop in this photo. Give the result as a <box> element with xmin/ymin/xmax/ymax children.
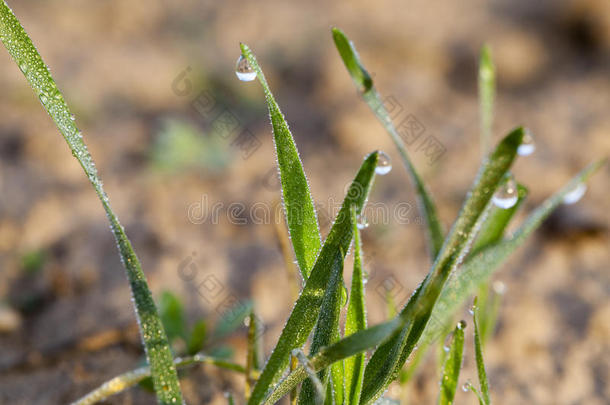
<box><xmin>356</xmin><ymin>214</ymin><xmax>369</xmax><ymax>230</ymax></box>
<box><xmin>517</xmin><ymin>129</ymin><xmax>536</xmax><ymax>156</ymax></box>
<box><xmin>492</xmin><ymin>176</ymin><xmax>518</xmax><ymax>209</ymax></box>
<box><xmin>462</xmin><ymin>381</ymin><xmax>473</xmax><ymax>392</ymax></box>
<box><xmin>562</xmin><ymin>183</ymin><xmax>587</xmax><ymax>205</ymax></box>
<box><xmin>235</xmin><ymin>55</ymin><xmax>256</xmax><ymax>81</ymax></box>
<box><xmin>457</xmin><ymin>319</ymin><xmax>467</xmax><ymax>330</ymax></box>
<box><xmin>375</xmin><ymin>151</ymin><xmax>392</xmax><ymax>175</ymax></box>
<box><xmin>492</xmin><ymin>280</ymin><xmax>506</xmax><ymax>295</ymax></box>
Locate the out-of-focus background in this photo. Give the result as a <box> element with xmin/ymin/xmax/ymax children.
<box><xmin>0</xmin><ymin>0</ymin><xmax>609</xmax><ymax>403</ymax></box>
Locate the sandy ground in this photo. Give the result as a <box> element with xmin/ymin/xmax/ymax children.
<box><xmin>0</xmin><ymin>0</ymin><xmax>609</xmax><ymax>403</ymax></box>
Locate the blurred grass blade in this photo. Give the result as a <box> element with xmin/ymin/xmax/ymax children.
<box><xmin>240</xmin><ymin>43</ymin><xmax>321</xmax><ymax>279</ymax></box>
<box><xmin>71</xmin><ymin>354</ymin><xmax>250</xmax><ymax>405</ymax></box>
<box><xmin>360</xmin><ymin>128</ymin><xmax>524</xmax><ymax>404</ymax></box>
<box><xmin>298</xmin><ymin>251</ymin><xmax>344</xmax><ymax>405</ymax></box>
<box><xmin>159</xmin><ymin>291</ymin><xmax>187</xmax><ymax>343</ymax></box>
<box><xmin>0</xmin><ymin>3</ymin><xmax>182</xmax><ymax>403</ymax></box>
<box><xmin>471</xmin><ymin>184</ymin><xmax>527</xmax><ymax>254</ymax></box>
<box><xmin>419</xmin><ymin>158</ymin><xmax>606</xmax><ymax>346</ymax></box>
<box><xmin>438</xmin><ymin>322</ymin><xmax>465</xmax><ymax>405</ymax></box>
<box><xmin>479</xmin><ymin>44</ymin><xmax>495</xmax><ymax>158</ymax></box>
<box><xmin>332</xmin><ymin>27</ymin><xmax>444</xmax><ymax>259</ymax></box>
<box><xmin>473</xmin><ymin>299</ymin><xmax>491</xmax><ymax>405</ymax></box>
<box><xmin>344</xmin><ymin>208</ymin><xmax>368</xmax><ymax>405</ymax></box>
<box><xmin>225</xmin><ymin>392</ymin><xmax>235</xmax><ymax>405</ymax></box>
<box><xmin>187</xmin><ymin>320</ymin><xmax>207</xmax><ymax>355</ymax></box>
<box><xmin>248</xmin><ymin>152</ymin><xmax>380</xmax><ymax>405</ymax></box>
<box><xmin>246</xmin><ymin>310</ymin><xmax>263</xmax><ymax>401</ymax></box>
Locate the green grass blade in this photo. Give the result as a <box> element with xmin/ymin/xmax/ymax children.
<box><xmin>479</xmin><ymin>44</ymin><xmax>495</xmax><ymax>158</ymax></box>
<box><xmin>437</xmin><ymin>322</ymin><xmax>465</xmax><ymax>405</ymax></box>
<box><xmin>298</xmin><ymin>251</ymin><xmax>344</xmax><ymax>405</ymax></box>
<box><xmin>419</xmin><ymin>158</ymin><xmax>606</xmax><ymax>346</ymax></box>
<box><xmin>360</xmin><ymin>128</ymin><xmax>524</xmax><ymax>404</ymax></box>
<box><xmin>239</xmin><ymin>43</ymin><xmax>321</xmax><ymax>279</ymax></box>
<box><xmin>248</xmin><ymin>152</ymin><xmax>380</xmax><ymax>405</ymax></box>
<box><xmin>472</xmin><ymin>299</ymin><xmax>491</xmax><ymax>405</ymax></box>
<box><xmin>344</xmin><ymin>208</ymin><xmax>368</xmax><ymax>405</ymax></box>
<box><xmin>332</xmin><ymin>27</ymin><xmax>444</xmax><ymax>259</ymax></box>
<box><xmin>0</xmin><ymin>3</ymin><xmax>182</xmax><ymax>403</ymax></box>
<box><xmin>71</xmin><ymin>354</ymin><xmax>249</xmax><ymax>405</ymax></box>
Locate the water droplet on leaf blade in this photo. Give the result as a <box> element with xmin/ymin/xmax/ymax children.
<box><xmin>375</xmin><ymin>151</ymin><xmax>392</xmax><ymax>175</ymax></box>
<box><xmin>235</xmin><ymin>55</ymin><xmax>256</xmax><ymax>81</ymax></box>
<box><xmin>518</xmin><ymin>129</ymin><xmax>536</xmax><ymax>156</ymax></box>
<box><xmin>492</xmin><ymin>176</ymin><xmax>518</xmax><ymax>209</ymax></box>
<box><xmin>562</xmin><ymin>183</ymin><xmax>587</xmax><ymax>204</ymax></box>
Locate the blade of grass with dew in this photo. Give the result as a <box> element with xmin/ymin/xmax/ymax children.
<box><xmin>71</xmin><ymin>354</ymin><xmax>251</xmax><ymax>405</ymax></box>
<box><xmin>298</xmin><ymin>250</ymin><xmax>344</xmax><ymax>405</ymax></box>
<box><xmin>419</xmin><ymin>158</ymin><xmax>606</xmax><ymax>346</ymax></box>
<box><xmin>0</xmin><ymin>3</ymin><xmax>182</xmax><ymax>403</ymax></box>
<box><xmin>332</xmin><ymin>27</ymin><xmax>444</xmax><ymax>259</ymax></box>
<box><xmin>473</xmin><ymin>298</ymin><xmax>491</xmax><ymax>405</ymax></box>
<box><xmin>360</xmin><ymin>128</ymin><xmax>524</xmax><ymax>404</ymax></box>
<box><xmin>344</xmin><ymin>208</ymin><xmax>368</xmax><ymax>405</ymax></box>
<box><xmin>248</xmin><ymin>152</ymin><xmax>380</xmax><ymax>405</ymax></box>
<box><xmin>437</xmin><ymin>322</ymin><xmax>465</xmax><ymax>405</ymax></box>
<box><xmin>246</xmin><ymin>309</ymin><xmax>263</xmax><ymax>401</ymax></box>
<box><xmin>479</xmin><ymin>44</ymin><xmax>495</xmax><ymax>158</ymax></box>
<box><xmin>261</xmin><ymin>129</ymin><xmax>525</xmax><ymax>404</ymax></box>
<box><xmin>239</xmin><ymin>43</ymin><xmax>321</xmax><ymax>279</ymax></box>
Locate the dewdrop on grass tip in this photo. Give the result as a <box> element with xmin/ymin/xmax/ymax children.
<box><xmin>235</xmin><ymin>55</ymin><xmax>256</xmax><ymax>81</ymax></box>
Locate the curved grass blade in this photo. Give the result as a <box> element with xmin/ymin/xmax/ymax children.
<box><xmin>472</xmin><ymin>299</ymin><xmax>491</xmax><ymax>405</ymax></box>
<box><xmin>437</xmin><ymin>322</ymin><xmax>465</xmax><ymax>405</ymax></box>
<box><xmin>344</xmin><ymin>208</ymin><xmax>368</xmax><ymax>405</ymax></box>
<box><xmin>298</xmin><ymin>251</ymin><xmax>344</xmax><ymax>405</ymax></box>
<box><xmin>0</xmin><ymin>3</ymin><xmax>182</xmax><ymax>403</ymax></box>
<box><xmin>479</xmin><ymin>45</ymin><xmax>495</xmax><ymax>158</ymax></box>
<box><xmin>360</xmin><ymin>128</ymin><xmax>524</xmax><ymax>404</ymax></box>
<box><xmin>419</xmin><ymin>158</ymin><xmax>606</xmax><ymax>346</ymax></box>
<box><xmin>71</xmin><ymin>354</ymin><xmax>250</xmax><ymax>405</ymax></box>
<box><xmin>332</xmin><ymin>27</ymin><xmax>444</xmax><ymax>259</ymax></box>
<box><xmin>239</xmin><ymin>43</ymin><xmax>321</xmax><ymax>279</ymax></box>
<box><xmin>248</xmin><ymin>152</ymin><xmax>380</xmax><ymax>405</ymax></box>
